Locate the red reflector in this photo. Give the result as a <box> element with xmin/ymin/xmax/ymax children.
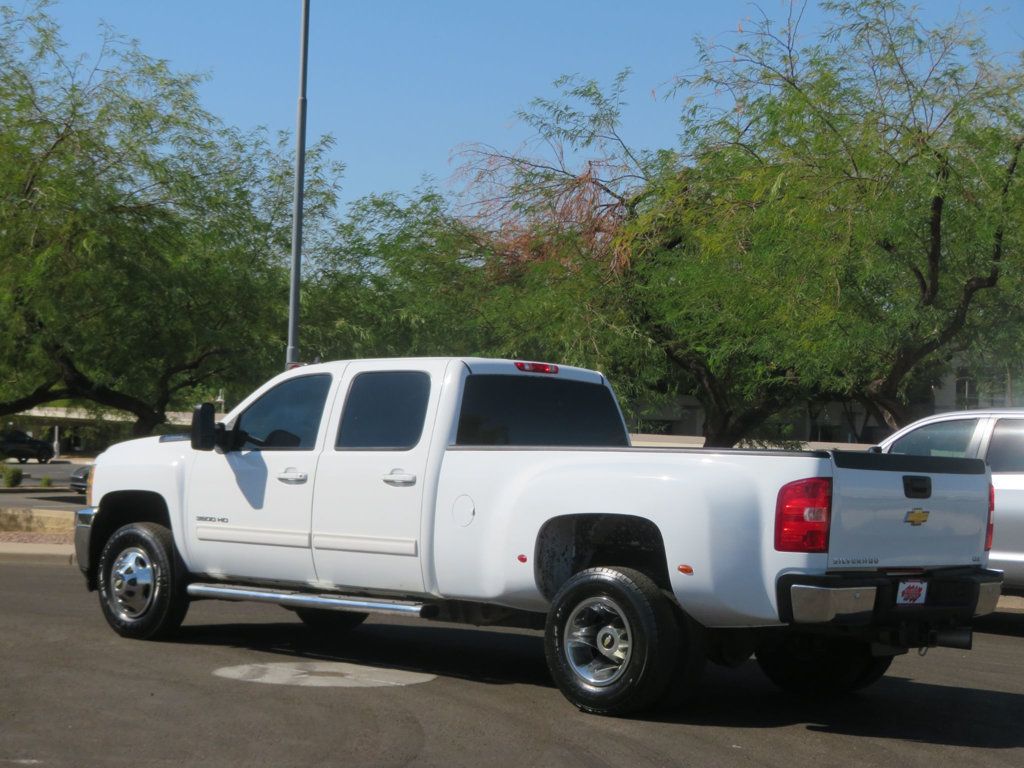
<box><xmin>986</xmin><ymin>484</ymin><xmax>995</xmax><ymax>551</ymax></box>
<box><xmin>514</xmin><ymin>361</ymin><xmax>559</xmax><ymax>374</ymax></box>
<box><xmin>517</xmin><ymin>554</ymin><xmax>528</xmax><ymax>563</ymax></box>
<box><xmin>775</xmin><ymin>477</ymin><xmax>832</xmax><ymax>553</ymax></box>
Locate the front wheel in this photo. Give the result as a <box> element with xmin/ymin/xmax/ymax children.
<box><xmin>97</xmin><ymin>522</ymin><xmax>189</xmax><ymax>640</ymax></box>
<box><xmin>755</xmin><ymin>634</ymin><xmax>894</xmax><ymax>696</ymax></box>
<box><xmin>545</xmin><ymin>567</ymin><xmax>682</xmax><ymax>715</ymax></box>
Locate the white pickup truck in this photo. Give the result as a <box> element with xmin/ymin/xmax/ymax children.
<box><xmin>76</xmin><ymin>357</ymin><xmax>1002</xmax><ymax>715</ymax></box>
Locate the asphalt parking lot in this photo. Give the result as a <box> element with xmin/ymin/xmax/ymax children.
<box><xmin>1</xmin><ymin>559</ymin><xmax>1023</xmax><ymax>768</ymax></box>
<box><xmin>0</xmin><ymin>459</ymin><xmax>87</xmax><ymax>513</ymax></box>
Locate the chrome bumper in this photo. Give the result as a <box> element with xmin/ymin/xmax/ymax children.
<box><xmin>784</xmin><ymin>568</ymin><xmax>1003</xmax><ymax>625</ymax></box>
<box><xmin>975</xmin><ymin>580</ymin><xmax>1002</xmax><ymax>617</ymax></box>
<box><xmin>790</xmin><ymin>585</ymin><xmax>877</xmax><ymax>623</ymax></box>
<box><xmin>74</xmin><ymin>507</ymin><xmax>97</xmax><ymax>577</ymax></box>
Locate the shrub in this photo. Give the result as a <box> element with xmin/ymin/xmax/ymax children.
<box><xmin>3</xmin><ymin>466</ymin><xmax>23</xmax><ymax>488</ymax></box>
<box><xmin>39</xmin><ymin>476</ymin><xmax>52</xmax><ymax>488</ymax></box>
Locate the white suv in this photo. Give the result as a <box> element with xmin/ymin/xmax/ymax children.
<box><xmin>880</xmin><ymin>410</ymin><xmax>1024</xmax><ymax>594</ymax></box>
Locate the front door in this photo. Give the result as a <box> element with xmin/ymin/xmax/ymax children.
<box><xmin>984</xmin><ymin>418</ymin><xmax>1024</xmax><ymax>586</ymax></box>
<box><xmin>311</xmin><ymin>361</ymin><xmax>445</xmax><ymax>594</ymax></box>
<box><xmin>185</xmin><ymin>373</ymin><xmax>335</xmax><ymax>584</ymax></box>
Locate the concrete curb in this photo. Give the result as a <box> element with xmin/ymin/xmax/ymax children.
<box><xmin>0</xmin><ymin>486</ymin><xmax>73</xmax><ymax>494</ymax></box>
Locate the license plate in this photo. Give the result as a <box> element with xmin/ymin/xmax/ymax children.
<box><xmin>897</xmin><ymin>580</ymin><xmax>928</xmax><ymax>605</ymax></box>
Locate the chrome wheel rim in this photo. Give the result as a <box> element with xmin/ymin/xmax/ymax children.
<box><xmin>563</xmin><ymin>596</ymin><xmax>632</xmax><ymax>686</ymax></box>
<box><xmin>107</xmin><ymin>546</ymin><xmax>158</xmax><ymax>620</ymax></box>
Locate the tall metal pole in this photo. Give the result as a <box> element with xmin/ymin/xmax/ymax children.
<box><xmin>286</xmin><ymin>0</ymin><xmax>310</xmax><ymax>368</ymax></box>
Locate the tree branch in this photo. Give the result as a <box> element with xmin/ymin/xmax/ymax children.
<box><xmin>0</xmin><ymin>380</ymin><xmax>72</xmax><ymax>418</ymax></box>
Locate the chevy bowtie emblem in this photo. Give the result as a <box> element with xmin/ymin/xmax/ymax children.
<box><xmin>905</xmin><ymin>508</ymin><xmax>930</xmax><ymax>526</ymax></box>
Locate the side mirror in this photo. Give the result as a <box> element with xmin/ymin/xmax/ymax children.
<box><xmin>191</xmin><ymin>403</ymin><xmax>217</xmax><ymax>451</ymax></box>
<box><xmin>867</xmin><ymin>445</ymin><xmax>882</xmax><ymax>454</ymax></box>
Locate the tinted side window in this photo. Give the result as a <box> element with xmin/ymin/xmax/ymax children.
<box><xmin>889</xmin><ymin>418</ymin><xmax>979</xmax><ymax>458</ymax></box>
<box><xmin>456</xmin><ymin>375</ymin><xmax>628</xmax><ymax>447</ymax></box>
<box><xmin>236</xmin><ymin>374</ymin><xmax>332</xmax><ymax>450</ymax></box>
<box><xmin>986</xmin><ymin>419</ymin><xmax>1024</xmax><ymax>473</ymax></box>
<box><xmin>337</xmin><ymin>371</ymin><xmax>431</xmax><ymax>450</ymax></box>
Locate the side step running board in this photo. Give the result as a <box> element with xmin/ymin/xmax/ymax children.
<box><xmin>186</xmin><ymin>583</ymin><xmax>437</xmax><ymax>618</ymax></box>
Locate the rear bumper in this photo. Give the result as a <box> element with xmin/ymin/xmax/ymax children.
<box><xmin>778</xmin><ymin>567</ymin><xmax>1003</xmax><ymax>626</ymax></box>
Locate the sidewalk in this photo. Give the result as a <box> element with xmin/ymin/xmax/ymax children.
<box><xmin>0</xmin><ymin>541</ymin><xmax>77</xmax><ymax>565</ymax></box>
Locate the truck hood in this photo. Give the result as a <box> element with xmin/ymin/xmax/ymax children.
<box><xmin>97</xmin><ymin>434</ymin><xmax>192</xmax><ymax>467</ymax></box>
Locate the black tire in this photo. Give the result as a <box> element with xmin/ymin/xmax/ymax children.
<box><xmin>38</xmin><ymin>454</ymin><xmax>50</xmax><ymax>464</ymax></box>
<box><xmin>16</xmin><ymin>456</ymin><xmax>27</xmax><ymax>464</ymax></box>
<box><xmin>97</xmin><ymin>522</ymin><xmax>189</xmax><ymax>640</ymax></box>
<box><xmin>755</xmin><ymin>634</ymin><xmax>894</xmax><ymax>696</ymax></box>
<box><xmin>545</xmin><ymin>567</ymin><xmax>680</xmax><ymax>716</ymax></box>
<box><xmin>294</xmin><ymin>608</ymin><xmax>368</xmax><ymax>634</ymax></box>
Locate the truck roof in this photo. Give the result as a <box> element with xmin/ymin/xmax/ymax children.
<box><xmin>281</xmin><ymin>357</ymin><xmax>608</xmax><ymax>385</ymax></box>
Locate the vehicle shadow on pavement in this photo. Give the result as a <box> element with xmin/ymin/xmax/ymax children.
<box><xmin>973</xmin><ymin>610</ymin><xmax>1024</xmax><ymax>638</ymax></box>
<box><xmin>652</xmin><ymin>663</ymin><xmax>1024</xmax><ymax>749</ymax></box>
<box><xmin>174</xmin><ymin>619</ymin><xmax>554</xmax><ymax>688</ymax></box>
<box><xmin>173</xmin><ymin>616</ymin><xmax>1024</xmax><ymax>748</ymax></box>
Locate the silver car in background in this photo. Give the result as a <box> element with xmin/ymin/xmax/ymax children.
<box><xmin>879</xmin><ymin>410</ymin><xmax>1024</xmax><ymax>594</ymax></box>
<box><xmin>70</xmin><ymin>464</ymin><xmax>91</xmax><ymax>494</ymax></box>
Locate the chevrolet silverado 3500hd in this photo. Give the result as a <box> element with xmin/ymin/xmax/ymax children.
<box><xmin>76</xmin><ymin>358</ymin><xmax>1002</xmax><ymax>714</ymax></box>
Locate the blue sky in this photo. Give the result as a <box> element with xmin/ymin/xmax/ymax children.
<box><xmin>45</xmin><ymin>1</ymin><xmax>1024</xmax><ymax>207</ymax></box>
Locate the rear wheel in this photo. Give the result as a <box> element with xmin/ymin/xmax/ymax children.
<box><xmin>294</xmin><ymin>608</ymin><xmax>368</xmax><ymax>634</ymax></box>
<box><xmin>756</xmin><ymin>634</ymin><xmax>894</xmax><ymax>696</ymax></box>
<box><xmin>97</xmin><ymin>522</ymin><xmax>189</xmax><ymax>640</ymax></box>
<box><xmin>545</xmin><ymin>567</ymin><xmax>682</xmax><ymax>715</ymax></box>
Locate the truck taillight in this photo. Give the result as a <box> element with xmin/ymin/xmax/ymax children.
<box><xmin>775</xmin><ymin>477</ymin><xmax>832</xmax><ymax>553</ymax></box>
<box><xmin>986</xmin><ymin>484</ymin><xmax>995</xmax><ymax>551</ymax></box>
<box><xmin>514</xmin><ymin>361</ymin><xmax>559</xmax><ymax>374</ymax></box>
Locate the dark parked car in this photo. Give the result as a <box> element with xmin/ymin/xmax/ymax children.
<box><xmin>0</xmin><ymin>430</ymin><xmax>54</xmax><ymax>464</ymax></box>
<box><xmin>70</xmin><ymin>464</ymin><xmax>92</xmax><ymax>494</ymax></box>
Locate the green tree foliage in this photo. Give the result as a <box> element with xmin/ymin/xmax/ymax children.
<box><xmin>460</xmin><ymin>0</ymin><xmax>1024</xmax><ymax>445</ymax></box>
<box><xmin>0</xmin><ymin>4</ymin><xmax>340</xmax><ymax>432</ymax></box>
<box><xmin>4</xmin><ymin>0</ymin><xmax>1020</xmax><ymax>448</ymax></box>
<box><xmin>651</xmin><ymin>0</ymin><xmax>1024</xmax><ymax>433</ymax></box>
<box><xmin>303</xmin><ymin>189</ymin><xmax>662</xmax><ymax>414</ymax></box>
<box><xmin>303</xmin><ymin>191</ymin><xmax>491</xmax><ymax>360</ymax></box>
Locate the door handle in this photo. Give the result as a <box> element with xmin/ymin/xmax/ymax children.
<box><xmin>277</xmin><ymin>469</ymin><xmax>308</xmax><ymax>484</ymax></box>
<box><xmin>382</xmin><ymin>469</ymin><xmax>417</xmax><ymax>487</ymax></box>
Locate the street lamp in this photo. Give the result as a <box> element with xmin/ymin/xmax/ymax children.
<box><xmin>286</xmin><ymin>0</ymin><xmax>311</xmax><ymax>368</ymax></box>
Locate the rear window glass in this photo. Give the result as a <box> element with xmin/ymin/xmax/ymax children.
<box><xmin>986</xmin><ymin>419</ymin><xmax>1024</xmax><ymax>473</ymax></box>
<box><xmin>456</xmin><ymin>375</ymin><xmax>628</xmax><ymax>447</ymax></box>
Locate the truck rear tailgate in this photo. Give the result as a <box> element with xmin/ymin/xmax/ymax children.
<box><xmin>828</xmin><ymin>452</ymin><xmax>990</xmax><ymax>571</ymax></box>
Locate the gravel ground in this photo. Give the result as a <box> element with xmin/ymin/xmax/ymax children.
<box><xmin>0</xmin><ymin>531</ymin><xmax>73</xmax><ymax>544</ymax></box>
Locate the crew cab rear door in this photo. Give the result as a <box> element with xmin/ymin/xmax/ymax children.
<box><xmin>310</xmin><ymin>360</ymin><xmax>448</xmax><ymax>593</ymax></box>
